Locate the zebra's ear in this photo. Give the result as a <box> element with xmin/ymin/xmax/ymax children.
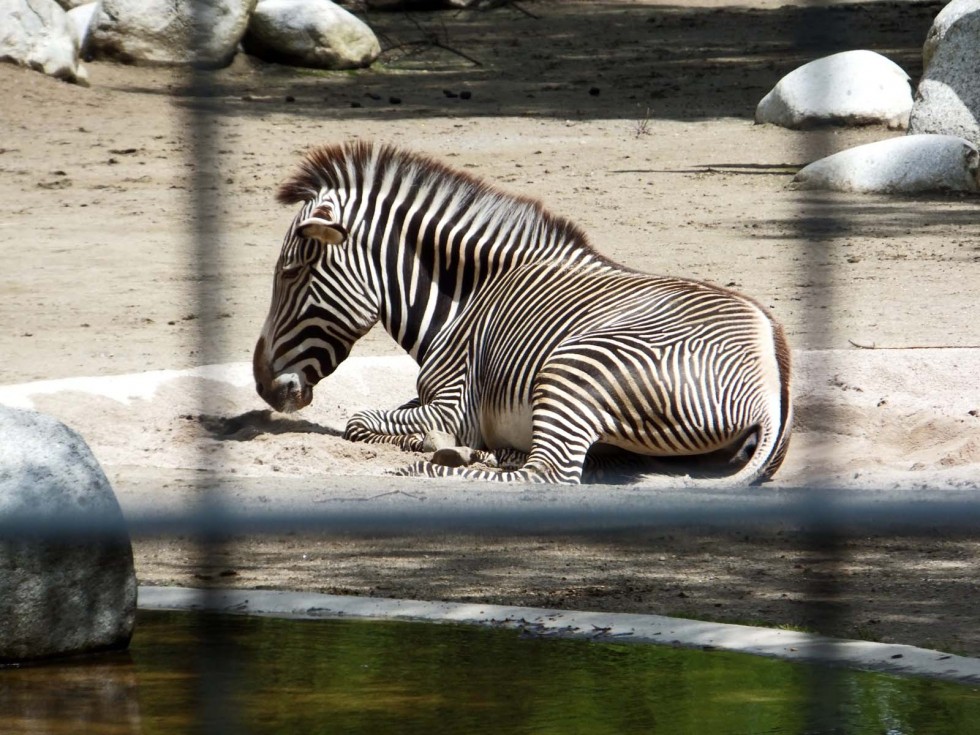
<box><xmin>296</xmin><ymin>217</ymin><xmax>348</xmax><ymax>245</ymax></box>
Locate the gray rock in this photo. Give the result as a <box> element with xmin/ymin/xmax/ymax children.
<box><xmin>922</xmin><ymin>0</ymin><xmax>980</xmax><ymax>69</ymax></box>
<box><xmin>0</xmin><ymin>0</ymin><xmax>88</xmax><ymax>84</ymax></box>
<box><xmin>756</xmin><ymin>50</ymin><xmax>912</xmax><ymax>130</ymax></box>
<box><xmin>0</xmin><ymin>406</ymin><xmax>137</xmax><ymax>664</ymax></box>
<box><xmin>91</xmin><ymin>0</ymin><xmax>256</xmax><ymax>68</ymax></box>
<box><xmin>792</xmin><ymin>134</ymin><xmax>980</xmax><ymax>194</ymax></box>
<box><xmin>244</xmin><ymin>0</ymin><xmax>380</xmax><ymax>70</ymax></box>
<box><xmin>908</xmin><ymin>6</ymin><xmax>980</xmax><ymax>148</ymax></box>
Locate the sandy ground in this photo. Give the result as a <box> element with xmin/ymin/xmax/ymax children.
<box><xmin>2</xmin><ymin>0</ymin><xmax>979</xmax><ymax>654</ymax></box>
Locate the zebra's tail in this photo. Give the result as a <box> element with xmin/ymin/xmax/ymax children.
<box><xmin>756</xmin><ymin>320</ymin><xmax>794</xmax><ymax>483</ymax></box>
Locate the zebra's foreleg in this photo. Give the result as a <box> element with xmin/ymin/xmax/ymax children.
<box><xmin>394</xmin><ymin>400</ymin><xmax>598</xmax><ymax>483</ymax></box>
<box><xmin>344</xmin><ymin>402</ymin><xmax>455</xmax><ymax>453</ymax></box>
<box><xmin>426</xmin><ymin>445</ymin><xmax>527</xmax><ymax>469</ymax></box>
<box><xmin>421</xmin><ymin>428</ymin><xmax>528</xmax><ymax>469</ymax></box>
<box><xmin>391</xmin><ymin>447</ymin><xmax>585</xmax><ymax>483</ymax></box>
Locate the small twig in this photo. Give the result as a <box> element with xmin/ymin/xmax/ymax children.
<box><xmin>632</xmin><ymin>107</ymin><xmax>652</xmax><ymax>138</ymax></box>
<box><xmin>848</xmin><ymin>339</ymin><xmax>980</xmax><ymax>350</ymax></box>
<box><xmin>510</xmin><ymin>1</ymin><xmax>541</xmax><ymax>19</ymax></box>
<box><xmin>382</xmin><ymin>40</ymin><xmax>483</xmax><ymax>67</ymax></box>
<box><xmin>382</xmin><ymin>13</ymin><xmax>483</xmax><ymax>67</ymax></box>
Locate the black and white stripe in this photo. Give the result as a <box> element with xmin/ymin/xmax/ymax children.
<box><xmin>254</xmin><ymin>141</ymin><xmax>792</xmax><ymax>485</ymax></box>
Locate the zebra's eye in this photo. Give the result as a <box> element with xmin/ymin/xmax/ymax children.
<box><xmin>279</xmin><ymin>263</ymin><xmax>304</xmax><ymax>279</ymax></box>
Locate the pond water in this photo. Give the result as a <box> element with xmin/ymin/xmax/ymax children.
<box><xmin>2</xmin><ymin>610</ymin><xmax>978</xmax><ymax>734</ymax></box>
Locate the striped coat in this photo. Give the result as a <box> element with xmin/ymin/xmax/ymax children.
<box><xmin>253</xmin><ymin>142</ymin><xmax>792</xmax><ymax>484</ymax></box>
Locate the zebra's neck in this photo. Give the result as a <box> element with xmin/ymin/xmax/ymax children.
<box><xmin>347</xmin><ymin>172</ymin><xmax>601</xmax><ymax>363</ymax></box>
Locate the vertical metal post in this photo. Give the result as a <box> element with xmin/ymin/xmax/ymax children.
<box><xmin>795</xmin><ymin>2</ymin><xmax>847</xmax><ymax>730</ymax></box>
<box><xmin>185</xmin><ymin>3</ymin><xmax>241</xmax><ymax>732</ymax></box>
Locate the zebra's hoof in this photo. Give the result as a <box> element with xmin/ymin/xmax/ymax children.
<box><xmin>432</xmin><ymin>447</ymin><xmax>477</xmax><ymax>468</ymax></box>
<box><xmin>422</xmin><ymin>429</ymin><xmax>458</xmax><ymax>452</ymax></box>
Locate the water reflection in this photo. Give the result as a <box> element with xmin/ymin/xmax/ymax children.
<box><xmin>2</xmin><ymin>611</ymin><xmax>978</xmax><ymax>735</ymax></box>
<box><xmin>0</xmin><ymin>653</ymin><xmax>141</xmax><ymax>734</ymax></box>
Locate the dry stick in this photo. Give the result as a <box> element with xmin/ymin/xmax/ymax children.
<box><xmin>848</xmin><ymin>340</ymin><xmax>980</xmax><ymax>350</ymax></box>
<box><xmin>509</xmin><ymin>1</ymin><xmax>541</xmax><ymax>19</ymax></box>
<box><xmin>381</xmin><ymin>40</ymin><xmax>483</xmax><ymax>67</ymax></box>
<box><xmin>384</xmin><ymin>14</ymin><xmax>484</xmax><ymax>67</ymax></box>
<box><xmin>452</xmin><ymin>0</ymin><xmax>540</xmax><ymax>17</ymax></box>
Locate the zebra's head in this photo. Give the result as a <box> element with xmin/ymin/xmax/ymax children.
<box><xmin>253</xmin><ymin>193</ymin><xmax>379</xmax><ymax>413</ymax></box>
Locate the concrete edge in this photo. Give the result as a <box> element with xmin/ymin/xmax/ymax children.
<box><xmin>137</xmin><ymin>586</ymin><xmax>980</xmax><ymax>686</ymax></box>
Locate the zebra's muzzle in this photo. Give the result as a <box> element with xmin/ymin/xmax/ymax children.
<box><xmin>259</xmin><ymin>372</ymin><xmax>312</xmax><ymax>413</ymax></box>
<box><xmin>254</xmin><ymin>336</ymin><xmax>314</xmax><ymax>413</ymax></box>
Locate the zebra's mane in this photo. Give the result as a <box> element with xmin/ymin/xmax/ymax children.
<box><xmin>277</xmin><ymin>140</ymin><xmax>601</xmax><ymax>259</ymax></box>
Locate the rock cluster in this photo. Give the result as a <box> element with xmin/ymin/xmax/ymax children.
<box><xmin>0</xmin><ymin>406</ymin><xmax>137</xmax><ymax>664</ymax></box>
<box><xmin>1</xmin><ymin>0</ymin><xmax>393</xmax><ymax>83</ymax></box>
<box><xmin>908</xmin><ymin>0</ymin><xmax>980</xmax><ymax>149</ymax></box>
<box><xmin>758</xmin><ymin>3</ymin><xmax>980</xmax><ymax>195</ymax></box>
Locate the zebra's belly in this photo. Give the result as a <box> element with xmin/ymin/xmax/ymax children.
<box><xmin>598</xmin><ymin>427</ymin><xmax>749</xmax><ymax>458</ymax></box>
<box><xmin>480</xmin><ymin>403</ymin><xmax>534</xmax><ymax>453</ymax></box>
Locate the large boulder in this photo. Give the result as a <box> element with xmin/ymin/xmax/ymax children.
<box><xmin>0</xmin><ymin>406</ymin><xmax>137</xmax><ymax>664</ymax></box>
<box><xmin>756</xmin><ymin>50</ymin><xmax>912</xmax><ymax>130</ymax></box>
<box><xmin>90</xmin><ymin>0</ymin><xmax>256</xmax><ymax>67</ymax></box>
<box><xmin>922</xmin><ymin>0</ymin><xmax>980</xmax><ymax>69</ymax></box>
<box><xmin>0</xmin><ymin>0</ymin><xmax>88</xmax><ymax>84</ymax></box>
<box><xmin>908</xmin><ymin>4</ymin><xmax>980</xmax><ymax>148</ymax></box>
<box><xmin>243</xmin><ymin>0</ymin><xmax>380</xmax><ymax>70</ymax></box>
<box><xmin>792</xmin><ymin>134</ymin><xmax>980</xmax><ymax>194</ymax></box>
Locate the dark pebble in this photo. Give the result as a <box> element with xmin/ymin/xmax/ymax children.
<box><xmin>589</xmin><ymin>87</ymin><xmax>601</xmax><ymax>96</ymax></box>
<box><xmin>389</xmin><ymin>96</ymin><xmax>402</xmax><ymax>105</ymax></box>
<box><xmin>285</xmin><ymin>95</ymin><xmax>295</xmax><ymax>103</ymax></box>
<box><xmin>459</xmin><ymin>90</ymin><xmax>472</xmax><ymax>100</ymax></box>
<box><xmin>443</xmin><ymin>89</ymin><xmax>458</xmax><ymax>98</ymax></box>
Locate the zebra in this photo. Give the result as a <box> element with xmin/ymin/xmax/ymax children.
<box><xmin>253</xmin><ymin>141</ymin><xmax>792</xmax><ymax>485</ymax></box>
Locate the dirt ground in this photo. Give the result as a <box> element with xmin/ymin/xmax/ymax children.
<box><xmin>2</xmin><ymin>0</ymin><xmax>980</xmax><ymax>655</ymax></box>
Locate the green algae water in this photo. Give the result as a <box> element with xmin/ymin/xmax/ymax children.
<box><xmin>3</xmin><ymin>610</ymin><xmax>979</xmax><ymax>734</ymax></box>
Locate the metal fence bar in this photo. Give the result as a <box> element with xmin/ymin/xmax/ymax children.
<box><xmin>6</xmin><ymin>487</ymin><xmax>980</xmax><ymax>537</ymax></box>
<box><xmin>186</xmin><ymin>5</ymin><xmax>242</xmax><ymax>733</ymax></box>
<box><xmin>796</xmin><ymin>0</ymin><xmax>854</xmax><ymax>726</ymax></box>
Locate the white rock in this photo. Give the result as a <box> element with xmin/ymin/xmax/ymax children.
<box><xmin>0</xmin><ymin>0</ymin><xmax>87</xmax><ymax>84</ymax></box>
<box><xmin>792</xmin><ymin>134</ymin><xmax>980</xmax><ymax>194</ymax></box>
<box><xmin>91</xmin><ymin>0</ymin><xmax>256</xmax><ymax>67</ymax></box>
<box><xmin>244</xmin><ymin>0</ymin><xmax>380</xmax><ymax>70</ymax></box>
<box><xmin>756</xmin><ymin>50</ymin><xmax>912</xmax><ymax>130</ymax></box>
<box><xmin>0</xmin><ymin>406</ymin><xmax>137</xmax><ymax>663</ymax></box>
<box><xmin>66</xmin><ymin>0</ymin><xmax>100</xmax><ymax>56</ymax></box>
<box><xmin>909</xmin><ymin>4</ymin><xmax>980</xmax><ymax>148</ymax></box>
